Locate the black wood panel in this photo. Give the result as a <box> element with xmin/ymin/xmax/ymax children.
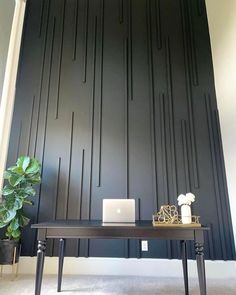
<box><xmin>7</xmin><ymin>0</ymin><xmax>235</xmax><ymax>260</ymax></box>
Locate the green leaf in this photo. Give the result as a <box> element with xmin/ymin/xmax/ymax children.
<box><xmin>2</xmin><ymin>186</ymin><xmax>14</xmax><ymax>196</ymax></box>
<box><xmin>27</xmin><ymin>175</ymin><xmax>41</xmax><ymax>184</ymax></box>
<box><xmin>26</xmin><ymin>159</ymin><xmax>41</xmax><ymax>174</ymax></box>
<box><xmin>11</xmin><ymin>228</ymin><xmax>21</xmax><ymax>239</ymax></box>
<box><xmin>18</xmin><ymin>215</ymin><xmax>30</xmax><ymax>227</ymax></box>
<box><xmin>8</xmin><ymin>166</ymin><xmax>24</xmax><ymax>175</ymax></box>
<box><xmin>4</xmin><ymin>196</ymin><xmax>15</xmax><ymax>210</ymax></box>
<box><xmin>16</xmin><ymin>156</ymin><xmax>24</xmax><ymax>167</ymax></box>
<box><xmin>22</xmin><ymin>157</ymin><xmax>30</xmax><ymax>171</ymax></box>
<box><xmin>14</xmin><ymin>197</ymin><xmax>23</xmax><ymax>210</ymax></box>
<box><xmin>9</xmin><ymin>218</ymin><xmax>19</xmax><ymax>231</ymax></box>
<box><xmin>0</xmin><ymin>221</ymin><xmax>7</xmax><ymax>228</ymax></box>
<box><xmin>23</xmin><ymin>186</ymin><xmax>36</xmax><ymax>196</ymax></box>
<box><xmin>6</xmin><ymin>226</ymin><xmax>21</xmax><ymax>240</ymax></box>
<box><xmin>1</xmin><ymin>209</ymin><xmax>16</xmax><ymax>224</ymax></box>
<box><xmin>6</xmin><ymin>225</ymin><xmax>13</xmax><ymax>233</ymax></box>
<box><xmin>0</xmin><ymin>206</ymin><xmax>5</xmax><ymax>212</ymax></box>
<box><xmin>7</xmin><ymin>166</ymin><xmax>17</xmax><ymax>172</ymax></box>
<box><xmin>9</xmin><ymin>174</ymin><xmax>24</xmax><ymax>187</ymax></box>
<box><xmin>3</xmin><ymin>171</ymin><xmax>12</xmax><ymax>179</ymax></box>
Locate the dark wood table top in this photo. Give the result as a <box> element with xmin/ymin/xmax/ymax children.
<box><xmin>31</xmin><ymin>220</ymin><xmax>209</xmax><ymax>240</ymax></box>
<box><xmin>31</xmin><ymin>219</ymin><xmax>208</xmax><ymax>229</ymax></box>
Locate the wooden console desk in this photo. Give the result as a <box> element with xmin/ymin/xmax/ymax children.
<box><xmin>31</xmin><ymin>220</ymin><xmax>209</xmax><ymax>295</ymax></box>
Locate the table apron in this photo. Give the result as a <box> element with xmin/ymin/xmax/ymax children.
<box><xmin>45</xmin><ymin>228</ymin><xmax>195</xmax><ymax>240</ymax></box>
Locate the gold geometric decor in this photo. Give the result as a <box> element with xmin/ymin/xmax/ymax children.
<box><xmin>152</xmin><ymin>205</ymin><xmax>201</xmax><ymax>227</ymax></box>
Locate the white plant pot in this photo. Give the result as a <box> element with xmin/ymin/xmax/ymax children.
<box><xmin>181</xmin><ymin>204</ymin><xmax>192</xmax><ymax>224</ymax></box>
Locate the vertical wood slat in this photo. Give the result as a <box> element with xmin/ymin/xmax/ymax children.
<box><xmin>42</xmin><ymin>15</ymin><xmax>56</xmax><ymax>164</ymax></box>
<box><xmin>51</xmin><ymin>156</ymin><xmax>62</xmax><ymax>256</ymax></box>
<box><xmin>72</xmin><ymin>0</ymin><xmax>79</xmax><ymax>61</ymax></box>
<box><xmin>97</xmin><ymin>0</ymin><xmax>104</xmax><ymax>187</ymax></box>
<box><xmin>88</xmin><ymin>16</ymin><xmax>97</xmax><ymax>219</ymax></box>
<box><xmin>54</xmin><ymin>157</ymin><xmax>62</xmax><ymax>221</ymax></box>
<box><xmin>159</xmin><ymin>93</ymin><xmax>172</xmax><ymax>259</ymax></box>
<box><xmin>55</xmin><ymin>0</ymin><xmax>66</xmax><ymax>119</ymax></box>
<box><xmin>38</xmin><ymin>0</ymin><xmax>45</xmax><ymax>37</ymax></box>
<box><xmin>181</xmin><ymin>120</ymin><xmax>190</xmax><ymax>192</ymax></box>
<box><xmin>123</xmin><ymin>30</ymin><xmax>129</xmax><ymax>287</ymax></box>
<box><xmin>77</xmin><ymin>149</ymin><xmax>85</xmax><ymax>257</ymax></box>
<box><xmin>184</xmin><ymin>0</ymin><xmax>199</xmax><ymax>86</ymax></box>
<box><xmin>124</xmin><ymin>11</ymin><xmax>130</xmax><ymax>253</ymax></box>
<box><xmin>126</xmin><ymin>38</ymin><xmax>130</xmax><ymax>257</ymax></box>
<box><xmin>165</xmin><ymin>37</ymin><xmax>178</xmax><ymax>199</ymax></box>
<box><xmin>125</xmin><ymin>37</ymin><xmax>129</xmax><ymax>105</ymax></box>
<box><xmin>146</xmin><ymin>0</ymin><xmax>158</xmax><ymax>211</ymax></box>
<box><xmin>82</xmin><ymin>0</ymin><xmax>89</xmax><ymax>83</ymax></box>
<box><xmin>27</xmin><ymin>95</ymin><xmax>36</xmax><ymax>155</ymax></box>
<box><xmin>124</xmin><ymin>37</ymin><xmax>130</xmax><ymax>198</ymax></box>
<box><xmin>155</xmin><ymin>0</ymin><xmax>162</xmax><ymax>49</ymax></box>
<box><xmin>124</xmin><ymin>239</ymin><xmax>129</xmax><ymax>258</ymax></box>
<box><xmin>205</xmin><ymin>94</ymin><xmax>227</xmax><ymax>259</ymax></box>
<box><xmin>79</xmin><ymin>149</ymin><xmax>85</xmax><ymax>220</ymax></box>
<box><xmin>64</xmin><ymin>112</ymin><xmax>74</xmax><ymax>219</ymax></box>
<box><xmin>119</xmin><ymin>0</ymin><xmax>124</xmax><ymax>24</ymax></box>
<box><xmin>16</xmin><ymin>121</ymin><xmax>23</xmax><ymax>161</ymax></box>
<box><xmin>136</xmin><ymin>198</ymin><xmax>141</xmax><ymax>258</ymax></box>
<box><xmin>128</xmin><ymin>0</ymin><xmax>133</xmax><ymax>101</ymax></box>
<box><xmin>34</xmin><ymin>0</ymin><xmax>51</xmax><ymax>156</ymax></box>
<box><xmin>165</xmin><ymin>36</ymin><xmax>179</xmax><ymax>259</ymax></box>
<box><xmin>206</xmin><ymin>223</ymin><xmax>215</xmax><ymax>260</ymax></box>
<box><xmin>159</xmin><ymin>93</ymin><xmax>169</xmax><ymax>201</ymax></box>
<box><xmin>197</xmin><ymin>0</ymin><xmax>204</xmax><ymax>16</ymax></box>
<box><xmin>180</xmin><ymin>0</ymin><xmax>199</xmax><ymax>188</ymax></box>
<box><xmin>126</xmin><ymin>70</ymin><xmax>130</xmax><ymax>198</ymax></box>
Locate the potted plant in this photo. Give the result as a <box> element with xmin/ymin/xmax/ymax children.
<box><xmin>0</xmin><ymin>156</ymin><xmax>41</xmax><ymax>265</ymax></box>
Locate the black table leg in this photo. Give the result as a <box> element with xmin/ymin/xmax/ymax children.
<box><xmin>195</xmin><ymin>242</ymin><xmax>206</xmax><ymax>295</ymax></box>
<box><xmin>57</xmin><ymin>238</ymin><xmax>65</xmax><ymax>292</ymax></box>
<box><xmin>35</xmin><ymin>240</ymin><xmax>46</xmax><ymax>295</ymax></box>
<box><xmin>181</xmin><ymin>240</ymin><xmax>189</xmax><ymax>295</ymax></box>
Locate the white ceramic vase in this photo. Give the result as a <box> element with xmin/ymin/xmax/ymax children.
<box><xmin>181</xmin><ymin>204</ymin><xmax>192</xmax><ymax>224</ymax></box>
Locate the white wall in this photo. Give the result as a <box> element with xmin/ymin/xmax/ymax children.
<box><xmin>0</xmin><ymin>0</ymin><xmax>26</xmax><ymax>191</ymax></box>
<box><xmin>0</xmin><ymin>0</ymin><xmax>15</xmax><ymax>104</ymax></box>
<box><xmin>206</xmin><ymin>0</ymin><xmax>236</xmax><ymax>242</ymax></box>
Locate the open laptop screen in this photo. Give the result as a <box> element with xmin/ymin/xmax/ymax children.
<box><xmin>102</xmin><ymin>199</ymin><xmax>135</xmax><ymax>223</ymax></box>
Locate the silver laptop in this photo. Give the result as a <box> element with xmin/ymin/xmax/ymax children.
<box><xmin>102</xmin><ymin>199</ymin><xmax>135</xmax><ymax>223</ymax></box>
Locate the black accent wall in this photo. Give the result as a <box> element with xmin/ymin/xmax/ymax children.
<box><xmin>7</xmin><ymin>0</ymin><xmax>235</xmax><ymax>259</ymax></box>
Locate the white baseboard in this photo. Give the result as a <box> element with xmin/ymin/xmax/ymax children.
<box><xmin>2</xmin><ymin>257</ymin><xmax>236</xmax><ymax>279</ymax></box>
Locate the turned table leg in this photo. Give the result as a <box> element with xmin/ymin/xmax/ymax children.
<box><xmin>57</xmin><ymin>239</ymin><xmax>66</xmax><ymax>292</ymax></box>
<box><xmin>35</xmin><ymin>240</ymin><xmax>46</xmax><ymax>295</ymax></box>
<box><xmin>195</xmin><ymin>242</ymin><xmax>206</xmax><ymax>295</ymax></box>
<box><xmin>181</xmin><ymin>240</ymin><xmax>189</xmax><ymax>295</ymax></box>
<box><xmin>195</xmin><ymin>229</ymin><xmax>207</xmax><ymax>295</ymax></box>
